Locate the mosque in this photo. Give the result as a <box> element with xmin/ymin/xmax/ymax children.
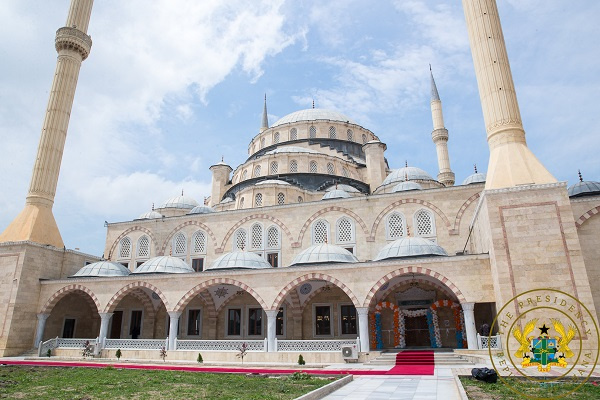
<box><xmin>0</xmin><ymin>0</ymin><xmax>598</xmax><ymax>363</ymax></box>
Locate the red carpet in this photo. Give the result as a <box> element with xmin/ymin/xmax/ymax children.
<box><xmin>385</xmin><ymin>351</ymin><xmax>434</xmax><ymax>375</ymax></box>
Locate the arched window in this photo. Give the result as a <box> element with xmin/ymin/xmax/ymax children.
<box><xmin>362</xmin><ymin>134</ymin><xmax>367</xmax><ymax>144</ymax></box>
<box><xmin>347</xmin><ymin>129</ymin><xmax>353</xmax><ymax>141</ymax></box>
<box><xmin>312</xmin><ymin>220</ymin><xmax>330</xmax><ymax>244</ymax></box>
<box><xmin>242</xmin><ymin>169</ymin><xmax>248</xmax><ymax>180</ymax></box>
<box><xmin>290</xmin><ymin>128</ymin><xmax>297</xmax><ymax>141</ymax></box>
<box><xmin>289</xmin><ymin>160</ymin><xmax>298</xmax><ymax>173</ymax></box>
<box><xmin>327</xmin><ymin>163</ymin><xmax>335</xmax><ymax>175</ymax></box>
<box><xmin>298</xmin><ymin>196</ymin><xmax>303</xmax><ymax>203</ymax></box>
<box><xmin>239</xmin><ymin>197</ymin><xmax>245</xmax><ymax>208</ymax></box>
<box><xmin>173</xmin><ymin>232</ymin><xmax>187</xmax><ymax>256</ymax></box>
<box><xmin>137</xmin><ymin>236</ymin><xmax>150</xmax><ymax>258</ymax></box>
<box><xmin>415</xmin><ymin>209</ymin><xmax>435</xmax><ymax>238</ymax></box>
<box><xmin>255</xmin><ymin>193</ymin><xmax>263</xmax><ymax>207</ymax></box>
<box><xmin>270</xmin><ymin>161</ymin><xmax>278</xmax><ymax>175</ymax></box>
<box><xmin>310</xmin><ymin>161</ymin><xmax>318</xmax><ymax>173</ymax></box>
<box><xmin>234</xmin><ymin>229</ymin><xmax>247</xmax><ymax>250</ymax></box>
<box><xmin>309</xmin><ymin>126</ymin><xmax>317</xmax><ymax>138</ymax></box>
<box><xmin>386</xmin><ymin>212</ymin><xmax>406</xmax><ymax>240</ymax></box>
<box><xmin>119</xmin><ymin>237</ymin><xmax>131</xmax><ymax>259</ymax></box>
<box><xmin>277</xmin><ymin>192</ymin><xmax>285</xmax><ymax>205</ymax></box>
<box><xmin>253</xmin><ymin>165</ymin><xmax>261</xmax><ymax>177</ymax></box>
<box><xmin>251</xmin><ymin>223</ymin><xmax>263</xmax><ymax>250</ymax></box>
<box><xmin>273</xmin><ymin>132</ymin><xmax>280</xmax><ymax>144</ymax></box>
<box><xmin>192</xmin><ymin>231</ymin><xmax>207</xmax><ymax>254</ymax></box>
<box><xmin>329</xmin><ymin>126</ymin><xmax>336</xmax><ymax>139</ymax></box>
<box><xmin>260</xmin><ymin>137</ymin><xmax>265</xmax><ymax>149</ymax></box>
<box><xmin>336</xmin><ymin>217</ymin><xmax>355</xmax><ymax>244</ymax></box>
<box><xmin>266</xmin><ymin>226</ymin><xmax>281</xmax><ymax>267</ymax></box>
<box><xmin>342</xmin><ymin>167</ymin><xmax>350</xmax><ymax>178</ymax></box>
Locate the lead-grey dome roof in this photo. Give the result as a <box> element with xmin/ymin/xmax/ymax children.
<box><xmin>374</xmin><ymin>237</ymin><xmax>448</xmax><ymax>261</ymax></box>
<box><xmin>325</xmin><ymin>184</ymin><xmax>359</xmax><ymax>193</ymax></box>
<box><xmin>207</xmin><ymin>251</ymin><xmax>272</xmax><ymax>270</ymax></box>
<box><xmin>132</xmin><ymin>256</ymin><xmax>194</xmax><ymax>274</ymax></box>
<box><xmin>291</xmin><ymin>243</ymin><xmax>359</xmax><ymax>266</ymax></box>
<box><xmin>70</xmin><ymin>261</ymin><xmax>131</xmax><ymax>278</ymax></box>
<box><xmin>322</xmin><ymin>189</ymin><xmax>351</xmax><ymax>200</ymax></box>
<box><xmin>256</xmin><ymin>179</ymin><xmax>291</xmax><ymax>186</ymax></box>
<box><xmin>462</xmin><ymin>172</ymin><xmax>486</xmax><ymax>185</ymax></box>
<box><xmin>382</xmin><ymin>167</ymin><xmax>435</xmax><ymax>186</ymax></box>
<box><xmin>189</xmin><ymin>205</ymin><xmax>215</xmax><ymax>214</ymax></box>
<box><xmin>568</xmin><ymin>180</ymin><xmax>600</xmax><ymax>197</ymax></box>
<box><xmin>272</xmin><ymin>109</ymin><xmax>356</xmax><ymax>127</ymax></box>
<box><xmin>135</xmin><ymin>210</ymin><xmax>163</xmax><ymax>220</ymax></box>
<box><xmin>265</xmin><ymin>146</ymin><xmax>321</xmax><ymax>155</ymax></box>
<box><xmin>159</xmin><ymin>195</ymin><xmax>199</xmax><ymax>209</ymax></box>
<box><xmin>392</xmin><ymin>181</ymin><xmax>423</xmax><ymax>192</ymax></box>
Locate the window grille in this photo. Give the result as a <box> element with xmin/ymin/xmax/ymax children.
<box><xmin>173</xmin><ymin>233</ymin><xmax>186</xmax><ymax>255</ymax></box>
<box><xmin>119</xmin><ymin>237</ymin><xmax>131</xmax><ymax>258</ymax></box>
<box><xmin>309</xmin><ymin>126</ymin><xmax>316</xmax><ymax>138</ymax></box>
<box><xmin>289</xmin><ymin>160</ymin><xmax>298</xmax><ymax>173</ymax></box>
<box><xmin>273</xmin><ymin>132</ymin><xmax>280</xmax><ymax>144</ymax></box>
<box><xmin>329</xmin><ymin>126</ymin><xmax>336</xmax><ymax>139</ymax></box>
<box><xmin>336</xmin><ymin>218</ymin><xmax>354</xmax><ymax>243</ymax></box>
<box><xmin>254</xmin><ymin>165</ymin><xmax>261</xmax><ymax>177</ymax></box>
<box><xmin>387</xmin><ymin>213</ymin><xmax>405</xmax><ymax>239</ymax></box>
<box><xmin>255</xmin><ymin>193</ymin><xmax>263</xmax><ymax>207</ymax></box>
<box><xmin>277</xmin><ymin>192</ymin><xmax>285</xmax><ymax>205</ymax></box>
<box><xmin>192</xmin><ymin>231</ymin><xmax>206</xmax><ymax>254</ymax></box>
<box><xmin>327</xmin><ymin>163</ymin><xmax>335</xmax><ymax>175</ymax></box>
<box><xmin>342</xmin><ymin>167</ymin><xmax>349</xmax><ymax>178</ymax></box>
<box><xmin>313</xmin><ymin>220</ymin><xmax>329</xmax><ymax>244</ymax></box>
<box><xmin>235</xmin><ymin>229</ymin><xmax>247</xmax><ymax>250</ymax></box>
<box><xmin>290</xmin><ymin>128</ymin><xmax>297</xmax><ymax>140</ymax></box>
<box><xmin>251</xmin><ymin>224</ymin><xmax>263</xmax><ymax>249</ymax></box>
<box><xmin>270</xmin><ymin>162</ymin><xmax>278</xmax><ymax>175</ymax></box>
<box><xmin>267</xmin><ymin>226</ymin><xmax>280</xmax><ymax>248</ymax></box>
<box><xmin>416</xmin><ymin>210</ymin><xmax>434</xmax><ymax>236</ymax></box>
<box><xmin>362</xmin><ymin>134</ymin><xmax>367</xmax><ymax>144</ymax></box>
<box><xmin>310</xmin><ymin>161</ymin><xmax>318</xmax><ymax>173</ymax></box>
<box><xmin>347</xmin><ymin>129</ymin><xmax>353</xmax><ymax>141</ymax></box>
<box><xmin>137</xmin><ymin>236</ymin><xmax>150</xmax><ymax>258</ymax></box>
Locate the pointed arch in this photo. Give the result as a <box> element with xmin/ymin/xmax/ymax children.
<box><xmin>40</xmin><ymin>284</ymin><xmax>100</xmax><ymax>314</ymax></box>
<box><xmin>272</xmin><ymin>273</ymin><xmax>360</xmax><ymax>310</ymax></box>
<box><xmin>104</xmin><ymin>282</ymin><xmax>169</xmax><ymax>313</ymax></box>
<box><xmin>128</xmin><ymin>289</ymin><xmax>157</xmax><ymax>319</ymax></box>
<box><xmin>296</xmin><ymin>207</ymin><xmax>369</xmax><ymax>246</ymax></box>
<box><xmin>575</xmin><ymin>205</ymin><xmax>600</xmax><ymax>228</ymax></box>
<box><xmin>160</xmin><ymin>221</ymin><xmax>218</xmax><ymax>255</ymax></box>
<box><xmin>452</xmin><ymin>192</ymin><xmax>481</xmax><ymax>234</ymax></box>
<box><xmin>218</xmin><ymin>214</ymin><xmax>294</xmax><ymax>251</ymax></box>
<box><xmin>109</xmin><ymin>226</ymin><xmax>158</xmax><ymax>259</ymax></box>
<box><xmin>174</xmin><ymin>278</ymin><xmax>268</xmax><ymax>312</ymax></box>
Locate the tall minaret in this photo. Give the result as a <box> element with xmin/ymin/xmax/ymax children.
<box><xmin>0</xmin><ymin>0</ymin><xmax>94</xmax><ymax>248</ymax></box>
<box><xmin>260</xmin><ymin>94</ymin><xmax>269</xmax><ymax>133</ymax></box>
<box><xmin>462</xmin><ymin>0</ymin><xmax>555</xmax><ymax>189</ymax></box>
<box><xmin>430</xmin><ymin>66</ymin><xmax>455</xmax><ymax>187</ymax></box>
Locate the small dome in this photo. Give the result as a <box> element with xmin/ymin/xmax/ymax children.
<box><xmin>220</xmin><ymin>197</ymin><xmax>234</xmax><ymax>204</ymax></box>
<box><xmin>322</xmin><ymin>189</ymin><xmax>351</xmax><ymax>200</ymax></box>
<box><xmin>568</xmin><ymin>181</ymin><xmax>600</xmax><ymax>197</ymax></box>
<box><xmin>291</xmin><ymin>243</ymin><xmax>359</xmax><ymax>266</ymax></box>
<box><xmin>189</xmin><ymin>205</ymin><xmax>215</xmax><ymax>214</ymax></box>
<box><xmin>374</xmin><ymin>237</ymin><xmax>448</xmax><ymax>261</ymax></box>
<box><xmin>207</xmin><ymin>251</ymin><xmax>272</xmax><ymax>270</ymax></box>
<box><xmin>272</xmin><ymin>109</ymin><xmax>356</xmax><ymax>127</ymax></box>
<box><xmin>382</xmin><ymin>167</ymin><xmax>435</xmax><ymax>186</ymax></box>
<box><xmin>132</xmin><ymin>256</ymin><xmax>194</xmax><ymax>274</ymax></box>
<box><xmin>392</xmin><ymin>181</ymin><xmax>422</xmax><ymax>192</ymax></box>
<box><xmin>70</xmin><ymin>261</ymin><xmax>131</xmax><ymax>278</ymax></box>
<box><xmin>256</xmin><ymin>179</ymin><xmax>291</xmax><ymax>186</ymax></box>
<box><xmin>159</xmin><ymin>195</ymin><xmax>199</xmax><ymax>209</ymax></box>
<box><xmin>325</xmin><ymin>184</ymin><xmax>359</xmax><ymax>193</ymax></box>
<box><xmin>265</xmin><ymin>146</ymin><xmax>321</xmax><ymax>155</ymax></box>
<box><xmin>462</xmin><ymin>173</ymin><xmax>486</xmax><ymax>185</ymax></box>
<box><xmin>135</xmin><ymin>211</ymin><xmax>163</xmax><ymax>220</ymax></box>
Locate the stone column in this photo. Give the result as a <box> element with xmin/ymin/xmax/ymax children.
<box><xmin>98</xmin><ymin>313</ymin><xmax>113</xmax><ymax>345</ymax></box>
<box><xmin>356</xmin><ymin>307</ymin><xmax>370</xmax><ymax>353</ymax></box>
<box><xmin>265</xmin><ymin>310</ymin><xmax>279</xmax><ymax>352</ymax></box>
<box><xmin>34</xmin><ymin>314</ymin><xmax>50</xmax><ymax>347</ymax></box>
<box><xmin>167</xmin><ymin>312</ymin><xmax>181</xmax><ymax>350</ymax></box>
<box><xmin>462</xmin><ymin>303</ymin><xmax>478</xmax><ymax>350</ymax></box>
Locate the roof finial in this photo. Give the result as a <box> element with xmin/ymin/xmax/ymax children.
<box><xmin>221</xmin><ymin>155</ymin><xmax>224</xmax><ymax>162</ymax></box>
<box><xmin>151</xmin><ymin>203</ymin><xmax>154</xmax><ymax>211</ymax></box>
<box><xmin>405</xmin><ymin>160</ymin><xmax>408</xmax><ymax>168</ymax></box>
<box><xmin>261</xmin><ymin>94</ymin><xmax>269</xmax><ymax>130</ymax></box>
<box><xmin>312</xmin><ymin>98</ymin><xmax>315</xmax><ymax>109</ymax></box>
<box><xmin>430</xmin><ymin>65</ymin><xmax>441</xmax><ymax>101</ymax></box>
<box><xmin>474</xmin><ymin>164</ymin><xmax>478</xmax><ymax>174</ymax></box>
<box><xmin>406</xmin><ymin>225</ymin><xmax>411</xmax><ymax>237</ymax></box>
<box><xmin>578</xmin><ymin>170</ymin><xmax>583</xmax><ymax>182</ymax></box>
<box><xmin>181</xmin><ymin>189</ymin><xmax>184</xmax><ymax>196</ymax></box>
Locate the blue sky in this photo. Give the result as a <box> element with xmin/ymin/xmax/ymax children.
<box><xmin>1</xmin><ymin>0</ymin><xmax>599</xmax><ymax>256</ymax></box>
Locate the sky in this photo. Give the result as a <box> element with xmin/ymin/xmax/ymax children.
<box><xmin>0</xmin><ymin>0</ymin><xmax>598</xmax><ymax>256</ymax></box>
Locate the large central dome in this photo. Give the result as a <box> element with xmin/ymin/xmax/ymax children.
<box><xmin>272</xmin><ymin>108</ymin><xmax>356</xmax><ymax>127</ymax></box>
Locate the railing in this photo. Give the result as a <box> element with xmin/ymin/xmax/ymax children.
<box><xmin>38</xmin><ymin>337</ymin><xmax>59</xmax><ymax>357</ymax></box>
<box><xmin>477</xmin><ymin>334</ymin><xmax>502</xmax><ymax>349</ymax></box>
<box><xmin>56</xmin><ymin>338</ymin><xmax>95</xmax><ymax>348</ymax></box>
<box><xmin>276</xmin><ymin>338</ymin><xmax>359</xmax><ymax>352</ymax></box>
<box><xmin>175</xmin><ymin>339</ymin><xmax>266</xmax><ymax>352</ymax></box>
<box><xmin>104</xmin><ymin>338</ymin><xmax>168</xmax><ymax>350</ymax></box>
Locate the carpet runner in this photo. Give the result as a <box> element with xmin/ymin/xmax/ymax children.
<box><xmin>386</xmin><ymin>351</ymin><xmax>434</xmax><ymax>375</ymax></box>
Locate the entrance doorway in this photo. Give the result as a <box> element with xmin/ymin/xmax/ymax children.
<box><xmin>405</xmin><ymin>315</ymin><xmax>430</xmax><ymax>347</ymax></box>
<box><xmin>62</xmin><ymin>318</ymin><xmax>76</xmax><ymax>338</ymax></box>
<box><xmin>109</xmin><ymin>311</ymin><xmax>123</xmax><ymax>339</ymax></box>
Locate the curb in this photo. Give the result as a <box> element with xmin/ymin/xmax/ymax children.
<box><xmin>451</xmin><ymin>369</ymin><xmax>470</xmax><ymax>400</ymax></box>
<box><xmin>295</xmin><ymin>375</ymin><xmax>353</xmax><ymax>400</ymax></box>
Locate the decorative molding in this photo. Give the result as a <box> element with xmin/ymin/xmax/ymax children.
<box><xmin>174</xmin><ymin>278</ymin><xmax>268</xmax><ymax>312</ymax></box>
<box><xmin>575</xmin><ymin>205</ymin><xmax>600</xmax><ymax>228</ymax></box>
<box><xmin>40</xmin><ymin>284</ymin><xmax>100</xmax><ymax>314</ymax></box>
<box><xmin>272</xmin><ymin>273</ymin><xmax>360</xmax><ymax>310</ymax></box>
<box><xmin>104</xmin><ymin>282</ymin><xmax>169</xmax><ymax>313</ymax></box>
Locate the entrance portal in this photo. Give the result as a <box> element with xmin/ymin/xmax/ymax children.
<box><xmin>405</xmin><ymin>314</ymin><xmax>429</xmax><ymax>347</ymax></box>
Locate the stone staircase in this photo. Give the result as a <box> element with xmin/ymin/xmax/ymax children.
<box><xmin>366</xmin><ymin>349</ymin><xmax>474</xmax><ymax>366</ymax></box>
<box><xmin>19</xmin><ymin>348</ymin><xmax>40</xmax><ymax>358</ymax></box>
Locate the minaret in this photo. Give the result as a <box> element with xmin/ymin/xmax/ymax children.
<box><xmin>0</xmin><ymin>0</ymin><xmax>94</xmax><ymax>248</ymax></box>
<box><xmin>260</xmin><ymin>94</ymin><xmax>269</xmax><ymax>133</ymax></box>
<box><xmin>430</xmin><ymin>66</ymin><xmax>455</xmax><ymax>187</ymax></box>
<box><xmin>462</xmin><ymin>0</ymin><xmax>555</xmax><ymax>189</ymax></box>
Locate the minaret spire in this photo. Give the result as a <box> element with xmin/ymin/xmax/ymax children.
<box><xmin>429</xmin><ymin>66</ymin><xmax>455</xmax><ymax>187</ymax></box>
<box><xmin>260</xmin><ymin>94</ymin><xmax>269</xmax><ymax>133</ymax></box>
<box><xmin>0</xmin><ymin>0</ymin><xmax>94</xmax><ymax>248</ymax></box>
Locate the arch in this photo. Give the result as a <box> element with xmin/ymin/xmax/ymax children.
<box><xmin>297</xmin><ymin>206</ymin><xmax>370</xmax><ymax>246</ymax></box>
<box><xmin>575</xmin><ymin>205</ymin><xmax>600</xmax><ymax>228</ymax></box>
<box><xmin>312</xmin><ymin>219</ymin><xmax>330</xmax><ymax>244</ymax></box>
<box><xmin>119</xmin><ymin>237</ymin><xmax>132</xmax><ymax>259</ymax></box>
<box><xmin>137</xmin><ymin>235</ymin><xmax>151</xmax><ymax>258</ymax></box>
<box><xmin>160</xmin><ymin>221</ymin><xmax>218</xmax><ymax>255</ymax></box>
<box><xmin>128</xmin><ymin>289</ymin><xmax>157</xmax><ymax>320</ymax></box>
<box><xmin>369</xmin><ymin>199</ymin><xmax>451</xmax><ymax>240</ymax></box>
<box><xmin>336</xmin><ymin>216</ymin><xmax>355</xmax><ymax>244</ymax></box>
<box><xmin>104</xmin><ymin>282</ymin><xmax>169</xmax><ymax>313</ymax></box>
<box><xmin>41</xmin><ymin>284</ymin><xmax>101</xmax><ymax>314</ymax></box>
<box><xmin>109</xmin><ymin>226</ymin><xmax>158</xmax><ymax>260</ymax></box>
<box><xmin>376</xmin><ymin>278</ymin><xmax>457</xmax><ymax>305</ymax></box>
<box><xmin>452</xmin><ymin>192</ymin><xmax>481</xmax><ymax>234</ymax></box>
<box><xmin>172</xmin><ymin>232</ymin><xmax>187</xmax><ymax>256</ymax></box>
<box><xmin>272</xmin><ymin>273</ymin><xmax>360</xmax><ymax>310</ymax></box>
<box><xmin>363</xmin><ymin>268</ymin><xmax>466</xmax><ymax>308</ymax></box>
<box><xmin>174</xmin><ymin>278</ymin><xmax>268</xmax><ymax>312</ymax></box>
<box><xmin>218</xmin><ymin>214</ymin><xmax>294</xmax><ymax>251</ymax></box>
<box><xmin>385</xmin><ymin>211</ymin><xmax>406</xmax><ymax>240</ymax></box>
<box><xmin>414</xmin><ymin>208</ymin><xmax>436</xmax><ymax>237</ymax></box>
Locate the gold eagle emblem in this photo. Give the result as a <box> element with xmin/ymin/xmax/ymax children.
<box><xmin>551</xmin><ymin>318</ymin><xmax>576</xmax><ymax>358</ymax></box>
<box><xmin>513</xmin><ymin>318</ymin><xmax>537</xmax><ymax>358</ymax></box>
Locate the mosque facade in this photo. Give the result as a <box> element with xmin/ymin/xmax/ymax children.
<box><xmin>0</xmin><ymin>0</ymin><xmax>599</xmax><ymax>362</ymax></box>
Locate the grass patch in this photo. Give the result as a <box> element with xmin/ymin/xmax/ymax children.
<box><xmin>460</xmin><ymin>376</ymin><xmax>600</xmax><ymax>400</ymax></box>
<box><xmin>0</xmin><ymin>366</ymin><xmax>335</xmax><ymax>399</ymax></box>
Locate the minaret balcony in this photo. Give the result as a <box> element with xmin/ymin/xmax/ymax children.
<box><xmin>55</xmin><ymin>26</ymin><xmax>92</xmax><ymax>60</ymax></box>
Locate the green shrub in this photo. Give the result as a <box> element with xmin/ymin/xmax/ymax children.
<box><xmin>290</xmin><ymin>371</ymin><xmax>310</xmax><ymax>380</ymax></box>
<box><xmin>116</xmin><ymin>349</ymin><xmax>122</xmax><ymax>360</ymax></box>
<box><xmin>197</xmin><ymin>353</ymin><xmax>203</xmax><ymax>363</ymax></box>
<box><xmin>298</xmin><ymin>354</ymin><xmax>305</xmax><ymax>365</ymax></box>
<box><xmin>46</xmin><ymin>349</ymin><xmax>51</xmax><ymax>358</ymax></box>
